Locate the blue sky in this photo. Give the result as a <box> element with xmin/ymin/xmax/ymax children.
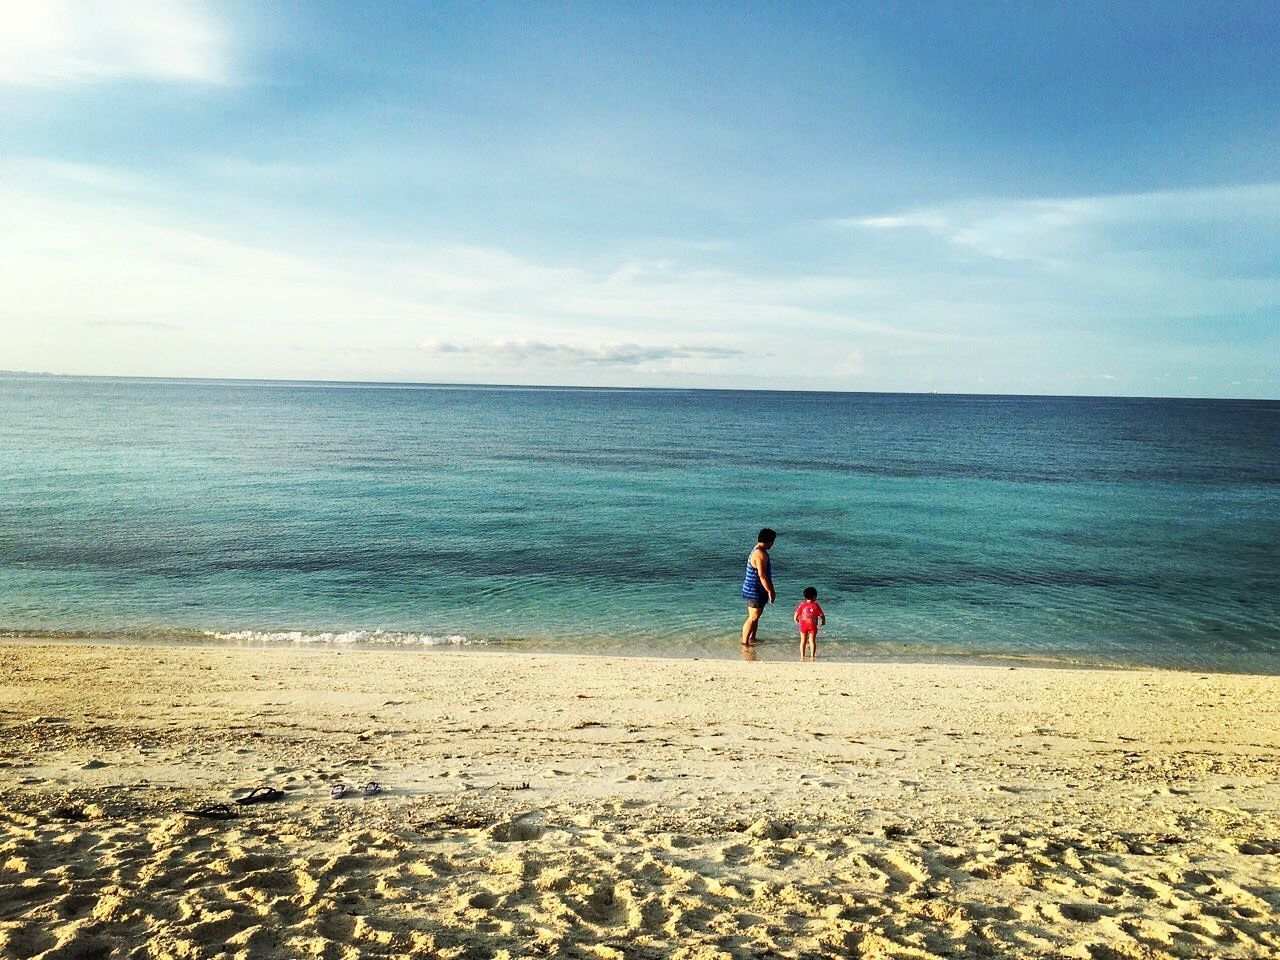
<box><xmin>2</xmin><ymin>1</ymin><xmax>1277</xmax><ymax>396</ymax></box>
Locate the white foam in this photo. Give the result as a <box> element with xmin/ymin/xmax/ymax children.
<box><xmin>203</xmin><ymin>629</ymin><xmax>481</xmax><ymax>647</ymax></box>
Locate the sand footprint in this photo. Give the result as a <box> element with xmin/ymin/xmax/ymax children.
<box><xmin>489</xmin><ymin>818</ymin><xmax>547</xmax><ymax>843</ymax></box>
<box><xmin>568</xmin><ymin>882</ymin><xmax>641</xmax><ymax>928</ymax></box>
<box><xmin>0</xmin><ymin>923</ymin><xmax>57</xmax><ymax>959</ymax></box>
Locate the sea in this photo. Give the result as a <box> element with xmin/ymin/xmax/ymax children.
<box><xmin>2</xmin><ymin>374</ymin><xmax>1278</xmax><ymax>672</ymax></box>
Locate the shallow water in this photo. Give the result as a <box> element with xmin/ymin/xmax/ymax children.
<box><xmin>2</xmin><ymin>375</ymin><xmax>1278</xmax><ymax>672</ymax></box>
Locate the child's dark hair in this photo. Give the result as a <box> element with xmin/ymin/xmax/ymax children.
<box><xmin>758</xmin><ymin>527</ymin><xmax>777</xmax><ymax>544</ymax></box>
<box><xmin>803</xmin><ymin>586</ymin><xmax>818</xmax><ymax>600</ymax></box>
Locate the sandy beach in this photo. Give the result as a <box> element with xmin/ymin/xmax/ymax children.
<box><xmin>1</xmin><ymin>642</ymin><xmax>1278</xmax><ymax>959</ymax></box>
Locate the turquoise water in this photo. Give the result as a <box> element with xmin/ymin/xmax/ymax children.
<box><xmin>2</xmin><ymin>375</ymin><xmax>1278</xmax><ymax>672</ymax></box>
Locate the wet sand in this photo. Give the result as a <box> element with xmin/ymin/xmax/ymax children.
<box><xmin>1</xmin><ymin>641</ymin><xmax>1278</xmax><ymax>959</ymax></box>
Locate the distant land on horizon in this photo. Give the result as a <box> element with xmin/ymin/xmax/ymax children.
<box><xmin>1</xmin><ymin>369</ymin><xmax>1276</xmax><ymax>404</ymax></box>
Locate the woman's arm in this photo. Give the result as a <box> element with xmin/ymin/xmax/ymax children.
<box><xmin>754</xmin><ymin>549</ymin><xmax>775</xmax><ymax>601</ymax></box>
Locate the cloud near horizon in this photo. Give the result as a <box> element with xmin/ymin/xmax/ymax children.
<box><xmin>421</xmin><ymin>339</ymin><xmax>745</xmax><ymax>369</ymax></box>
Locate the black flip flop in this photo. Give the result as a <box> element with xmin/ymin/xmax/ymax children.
<box><xmin>185</xmin><ymin>802</ymin><xmax>238</xmax><ymax>820</ymax></box>
<box><xmin>235</xmin><ymin>786</ymin><xmax>284</xmax><ymax>805</ymax></box>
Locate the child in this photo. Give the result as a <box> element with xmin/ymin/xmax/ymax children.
<box><xmin>793</xmin><ymin>586</ymin><xmax>826</xmax><ymax>658</ymax></box>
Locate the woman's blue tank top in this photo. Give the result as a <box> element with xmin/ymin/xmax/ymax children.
<box><xmin>742</xmin><ymin>548</ymin><xmax>771</xmax><ymax>601</ymax></box>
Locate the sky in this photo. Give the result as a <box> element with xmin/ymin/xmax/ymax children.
<box><xmin>1</xmin><ymin>1</ymin><xmax>1277</xmax><ymax>397</ymax></box>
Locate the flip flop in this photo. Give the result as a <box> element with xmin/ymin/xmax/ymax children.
<box><xmin>185</xmin><ymin>802</ymin><xmax>238</xmax><ymax>820</ymax></box>
<box><xmin>235</xmin><ymin>786</ymin><xmax>284</xmax><ymax>805</ymax></box>
<box><xmin>330</xmin><ymin>783</ymin><xmax>349</xmax><ymax>799</ymax></box>
<box><xmin>363</xmin><ymin>781</ymin><xmax>381</xmax><ymax>797</ymax></box>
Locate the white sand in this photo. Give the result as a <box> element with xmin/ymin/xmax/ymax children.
<box><xmin>1</xmin><ymin>642</ymin><xmax>1278</xmax><ymax>959</ymax></box>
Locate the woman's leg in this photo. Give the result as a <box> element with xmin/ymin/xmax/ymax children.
<box><xmin>742</xmin><ymin>604</ymin><xmax>763</xmax><ymax>645</ymax></box>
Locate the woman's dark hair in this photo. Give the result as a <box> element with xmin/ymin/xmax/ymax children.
<box><xmin>803</xmin><ymin>586</ymin><xmax>818</xmax><ymax>600</ymax></box>
<box><xmin>758</xmin><ymin>527</ymin><xmax>777</xmax><ymax>544</ymax></box>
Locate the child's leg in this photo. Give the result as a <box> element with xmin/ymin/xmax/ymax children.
<box><xmin>801</xmin><ymin>630</ymin><xmax>815</xmax><ymax>657</ymax></box>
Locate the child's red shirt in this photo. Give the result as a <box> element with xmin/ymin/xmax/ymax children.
<box><xmin>795</xmin><ymin>600</ymin><xmax>824</xmax><ymax>626</ymax></box>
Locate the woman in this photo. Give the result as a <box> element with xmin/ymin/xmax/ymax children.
<box><xmin>740</xmin><ymin>527</ymin><xmax>776</xmax><ymax>647</ymax></box>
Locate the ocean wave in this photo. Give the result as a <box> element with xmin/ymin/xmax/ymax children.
<box><xmin>203</xmin><ymin>629</ymin><xmax>481</xmax><ymax>647</ymax></box>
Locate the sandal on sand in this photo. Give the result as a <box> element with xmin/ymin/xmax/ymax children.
<box><xmin>330</xmin><ymin>783</ymin><xmax>349</xmax><ymax>799</ymax></box>
<box><xmin>185</xmin><ymin>802</ymin><xmax>238</xmax><ymax>820</ymax></box>
<box><xmin>235</xmin><ymin>786</ymin><xmax>284</xmax><ymax>805</ymax></box>
<box><xmin>363</xmin><ymin>781</ymin><xmax>382</xmax><ymax>797</ymax></box>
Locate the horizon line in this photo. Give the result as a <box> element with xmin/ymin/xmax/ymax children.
<box><xmin>0</xmin><ymin>369</ymin><xmax>1275</xmax><ymax>405</ymax></box>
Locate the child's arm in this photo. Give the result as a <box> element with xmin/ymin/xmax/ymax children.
<box><xmin>792</xmin><ymin>605</ymin><xmax>799</xmax><ymax>623</ymax></box>
<box><xmin>817</xmin><ymin>602</ymin><xmax>826</xmax><ymax>624</ymax></box>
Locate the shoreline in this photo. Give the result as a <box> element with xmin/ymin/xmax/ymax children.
<box><xmin>3</xmin><ymin>631</ymin><xmax>1271</xmax><ymax>678</ymax></box>
<box><xmin>2</xmin><ymin>641</ymin><xmax>1278</xmax><ymax>957</ymax></box>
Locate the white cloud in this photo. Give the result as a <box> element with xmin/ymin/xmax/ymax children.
<box><xmin>845</xmin><ymin>214</ymin><xmax>948</xmax><ymax>232</ymax></box>
<box><xmin>0</xmin><ymin>0</ymin><xmax>232</xmax><ymax>87</ymax></box>
<box><xmin>836</xmin><ymin>350</ymin><xmax>867</xmax><ymax>376</ymax></box>
<box><xmin>844</xmin><ymin>182</ymin><xmax>1280</xmax><ymax>266</ymax></box>
<box><xmin>421</xmin><ymin>338</ymin><xmax>744</xmax><ymax>369</ymax></box>
<box><xmin>836</xmin><ymin>182</ymin><xmax>1280</xmax><ymax>321</ymax></box>
<box><xmin>85</xmin><ymin>319</ymin><xmax>182</xmax><ymax>331</ymax></box>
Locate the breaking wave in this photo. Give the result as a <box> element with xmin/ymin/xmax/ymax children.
<box><xmin>204</xmin><ymin>629</ymin><xmax>482</xmax><ymax>647</ymax></box>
